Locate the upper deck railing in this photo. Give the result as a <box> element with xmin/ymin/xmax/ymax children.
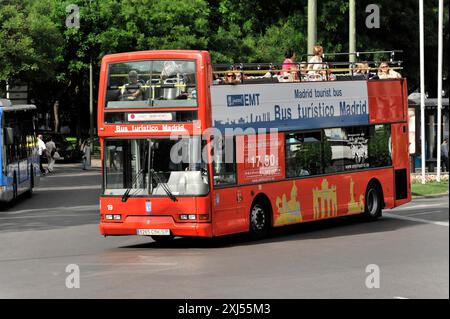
<box><xmin>212</xmin><ymin>50</ymin><xmax>403</xmax><ymax>85</ymax></box>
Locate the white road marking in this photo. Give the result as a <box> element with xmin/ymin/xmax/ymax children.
<box><xmin>3</xmin><ymin>205</ymin><xmax>99</xmax><ymax>215</ymax></box>
<box><xmin>35</xmin><ymin>185</ymin><xmax>101</xmax><ymax>191</ymax></box>
<box><xmin>393</xmin><ymin>296</ymin><xmax>409</xmax><ymax>299</ymax></box>
<box><xmin>44</xmin><ymin>171</ymin><xmax>100</xmax><ymax>178</ymax></box>
<box><xmin>0</xmin><ymin>213</ymin><xmax>96</xmax><ymax>220</ymax></box>
<box><xmin>405</xmin><ymin>210</ymin><xmax>445</xmax><ymax>217</ymax></box>
<box><xmin>384</xmin><ymin>213</ymin><xmax>449</xmax><ymax>227</ymax></box>
<box><xmin>392</xmin><ymin>203</ymin><xmax>448</xmax><ymax>211</ymax></box>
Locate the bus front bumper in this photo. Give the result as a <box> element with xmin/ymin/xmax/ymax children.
<box><xmin>99</xmin><ymin>215</ymin><xmax>213</xmax><ymax>238</ymax></box>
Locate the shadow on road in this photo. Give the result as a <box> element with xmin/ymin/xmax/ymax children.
<box><xmin>119</xmin><ymin>214</ymin><xmax>418</xmax><ymax>250</ymax></box>
<box><xmin>0</xmin><ymin>164</ymin><xmax>101</xmax><ymax>233</ymax></box>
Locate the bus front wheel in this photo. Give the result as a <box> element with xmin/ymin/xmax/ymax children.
<box><xmin>363</xmin><ymin>182</ymin><xmax>382</xmax><ymax>221</ymax></box>
<box><xmin>249</xmin><ymin>201</ymin><xmax>270</xmax><ymax>240</ymax></box>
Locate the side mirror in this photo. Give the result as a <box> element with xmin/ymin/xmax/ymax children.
<box><xmin>4</xmin><ymin>127</ymin><xmax>14</xmax><ymax>145</ymax></box>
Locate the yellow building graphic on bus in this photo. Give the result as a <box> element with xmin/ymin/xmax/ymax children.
<box><xmin>275</xmin><ymin>181</ymin><xmax>302</xmax><ymax>226</ymax></box>
<box><xmin>313</xmin><ymin>179</ymin><xmax>338</xmax><ymax>219</ymax></box>
<box><xmin>347</xmin><ymin>177</ymin><xmax>365</xmax><ymax>214</ymax></box>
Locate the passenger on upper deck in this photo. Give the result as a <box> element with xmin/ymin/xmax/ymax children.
<box><xmin>377</xmin><ymin>62</ymin><xmax>401</xmax><ymax>79</ymax></box>
<box><xmin>120</xmin><ymin>70</ymin><xmax>144</xmax><ymax>101</ymax></box>
<box><xmin>299</xmin><ymin>61</ymin><xmax>308</xmax><ymax>81</ymax></box>
<box><xmin>307</xmin><ymin>45</ymin><xmax>325</xmax><ymax>80</ymax></box>
<box><xmin>223</xmin><ymin>66</ymin><xmax>242</xmax><ymax>85</ymax></box>
<box><xmin>322</xmin><ymin>63</ymin><xmax>336</xmax><ymax>81</ymax></box>
<box><xmin>282</xmin><ymin>49</ymin><xmax>298</xmax><ymax>79</ymax></box>
<box><xmin>354</xmin><ymin>62</ymin><xmax>376</xmax><ymax>80</ymax></box>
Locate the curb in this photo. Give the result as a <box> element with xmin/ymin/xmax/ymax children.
<box><xmin>412</xmin><ymin>192</ymin><xmax>449</xmax><ymax>199</ymax></box>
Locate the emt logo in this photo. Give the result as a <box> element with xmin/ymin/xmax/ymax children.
<box><xmin>227</xmin><ymin>93</ymin><xmax>260</xmax><ymax>107</ymax></box>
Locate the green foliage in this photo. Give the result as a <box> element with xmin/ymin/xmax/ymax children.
<box><xmin>0</xmin><ymin>0</ymin><xmax>448</xmax><ymax>126</ymax></box>
<box><xmin>368</xmin><ymin>126</ymin><xmax>391</xmax><ymax>167</ymax></box>
<box><xmin>0</xmin><ymin>0</ymin><xmax>63</xmax><ymax>82</ymax></box>
<box><xmin>411</xmin><ymin>181</ymin><xmax>449</xmax><ymax>197</ymax></box>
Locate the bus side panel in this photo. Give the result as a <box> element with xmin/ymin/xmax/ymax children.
<box><xmin>212</xmin><ymin>188</ymin><xmax>247</xmax><ymax>236</ymax></box>
<box><xmin>391</xmin><ymin>123</ymin><xmax>411</xmax><ymax>206</ymax></box>
<box><xmin>234</xmin><ymin>168</ymin><xmax>395</xmax><ymax>230</ymax></box>
<box><xmin>368</xmin><ymin>80</ymin><xmax>405</xmax><ymax>124</ymax></box>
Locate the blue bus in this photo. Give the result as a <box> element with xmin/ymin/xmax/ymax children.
<box><xmin>0</xmin><ymin>99</ymin><xmax>40</xmax><ymax>203</ymax></box>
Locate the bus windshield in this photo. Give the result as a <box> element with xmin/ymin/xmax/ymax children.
<box><xmin>105</xmin><ymin>60</ymin><xmax>197</xmax><ymax>109</ymax></box>
<box><xmin>104</xmin><ymin>137</ymin><xmax>208</xmax><ymax>197</ymax></box>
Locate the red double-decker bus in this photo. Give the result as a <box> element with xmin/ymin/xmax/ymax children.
<box><xmin>98</xmin><ymin>50</ymin><xmax>411</xmax><ymax>241</ymax></box>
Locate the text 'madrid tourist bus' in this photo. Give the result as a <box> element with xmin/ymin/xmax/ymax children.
<box><xmin>0</xmin><ymin>99</ymin><xmax>40</xmax><ymax>203</ymax></box>
<box><xmin>97</xmin><ymin>50</ymin><xmax>411</xmax><ymax>241</ymax></box>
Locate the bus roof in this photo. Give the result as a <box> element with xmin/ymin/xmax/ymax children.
<box><xmin>101</xmin><ymin>50</ymin><xmax>208</xmax><ymax>64</ymax></box>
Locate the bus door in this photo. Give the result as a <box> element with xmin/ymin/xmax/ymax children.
<box><xmin>210</xmin><ymin>136</ymin><xmax>246</xmax><ymax>236</ymax></box>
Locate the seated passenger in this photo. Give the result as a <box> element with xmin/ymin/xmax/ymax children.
<box><xmin>322</xmin><ymin>63</ymin><xmax>336</xmax><ymax>81</ymax></box>
<box><xmin>377</xmin><ymin>62</ymin><xmax>401</xmax><ymax>79</ymax></box>
<box><xmin>282</xmin><ymin>48</ymin><xmax>298</xmax><ymax>81</ymax></box>
<box><xmin>299</xmin><ymin>61</ymin><xmax>308</xmax><ymax>81</ymax></box>
<box><xmin>354</xmin><ymin>62</ymin><xmax>376</xmax><ymax>79</ymax></box>
<box><xmin>120</xmin><ymin>70</ymin><xmax>144</xmax><ymax>101</ymax></box>
<box><xmin>224</xmin><ymin>70</ymin><xmax>241</xmax><ymax>85</ymax></box>
<box><xmin>307</xmin><ymin>45</ymin><xmax>325</xmax><ymax>80</ymax></box>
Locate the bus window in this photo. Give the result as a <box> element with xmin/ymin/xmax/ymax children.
<box><xmin>323</xmin><ymin>128</ymin><xmax>348</xmax><ymax>173</ymax></box>
<box><xmin>105</xmin><ymin>60</ymin><xmax>197</xmax><ymax>108</ymax></box>
<box><xmin>104</xmin><ymin>139</ymin><xmax>147</xmax><ymax>191</ymax></box>
<box><xmin>323</xmin><ymin>125</ymin><xmax>392</xmax><ymax>173</ymax></box>
<box><xmin>212</xmin><ymin>136</ymin><xmax>236</xmax><ymax>185</ymax></box>
<box><xmin>368</xmin><ymin>125</ymin><xmax>392</xmax><ymax>168</ymax></box>
<box><xmin>104</xmin><ymin>137</ymin><xmax>209</xmax><ymax>196</ymax></box>
<box><xmin>285</xmin><ymin>131</ymin><xmax>322</xmax><ymax>177</ymax></box>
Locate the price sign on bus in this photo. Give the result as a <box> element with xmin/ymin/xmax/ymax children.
<box><xmin>236</xmin><ymin>133</ymin><xmax>285</xmax><ymax>184</ymax></box>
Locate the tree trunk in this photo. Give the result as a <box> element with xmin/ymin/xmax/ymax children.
<box><xmin>54</xmin><ymin>101</ymin><xmax>60</xmax><ymax>133</ymax></box>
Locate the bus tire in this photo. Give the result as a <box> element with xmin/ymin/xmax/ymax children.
<box><xmin>363</xmin><ymin>182</ymin><xmax>382</xmax><ymax>221</ymax></box>
<box><xmin>26</xmin><ymin>165</ymin><xmax>34</xmax><ymax>197</ymax></box>
<box><xmin>151</xmin><ymin>235</ymin><xmax>174</xmax><ymax>243</ymax></box>
<box><xmin>249</xmin><ymin>201</ymin><xmax>270</xmax><ymax>240</ymax></box>
<box><xmin>12</xmin><ymin>173</ymin><xmax>18</xmax><ymax>201</ymax></box>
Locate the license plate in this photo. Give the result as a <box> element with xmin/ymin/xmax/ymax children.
<box><xmin>137</xmin><ymin>229</ymin><xmax>170</xmax><ymax>236</ymax></box>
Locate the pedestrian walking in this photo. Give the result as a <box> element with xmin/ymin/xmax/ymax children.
<box><xmin>45</xmin><ymin>137</ymin><xmax>57</xmax><ymax>173</ymax></box>
<box><xmin>37</xmin><ymin>134</ymin><xmax>47</xmax><ymax>174</ymax></box>
<box><xmin>81</xmin><ymin>139</ymin><xmax>91</xmax><ymax>170</ymax></box>
<box><xmin>441</xmin><ymin>137</ymin><xmax>449</xmax><ymax>172</ymax></box>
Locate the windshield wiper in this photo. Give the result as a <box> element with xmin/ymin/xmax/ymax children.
<box><xmin>122</xmin><ymin>168</ymin><xmax>145</xmax><ymax>202</ymax></box>
<box><xmin>150</xmin><ymin>169</ymin><xmax>177</xmax><ymax>202</ymax></box>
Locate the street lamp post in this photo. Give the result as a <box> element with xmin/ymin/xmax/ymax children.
<box><xmin>436</xmin><ymin>0</ymin><xmax>443</xmax><ymax>182</ymax></box>
<box><xmin>308</xmin><ymin>0</ymin><xmax>317</xmax><ymax>55</ymax></box>
<box><xmin>349</xmin><ymin>0</ymin><xmax>356</xmax><ymax>63</ymax></box>
<box><xmin>419</xmin><ymin>0</ymin><xmax>426</xmax><ymax>184</ymax></box>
